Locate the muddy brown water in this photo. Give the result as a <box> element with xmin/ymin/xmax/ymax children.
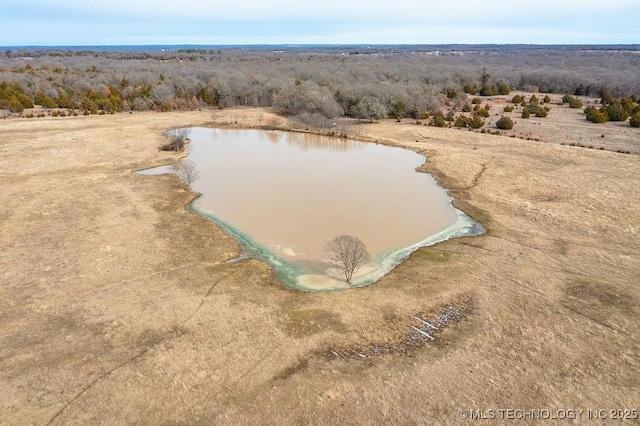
<box><xmin>141</xmin><ymin>128</ymin><xmax>481</xmax><ymax>290</ymax></box>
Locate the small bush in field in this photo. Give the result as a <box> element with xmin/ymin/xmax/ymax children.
<box><xmin>476</xmin><ymin>108</ymin><xmax>490</xmax><ymax>117</ymax></box>
<box><xmin>469</xmin><ymin>114</ymin><xmax>485</xmax><ymax>129</ymax></box>
<box><xmin>463</xmin><ymin>84</ymin><xmax>477</xmax><ymax>95</ymax></box>
<box><xmin>603</xmin><ymin>102</ymin><xmax>629</xmax><ymax>121</ymax></box>
<box><xmin>496</xmin><ymin>117</ymin><xmax>514</xmax><ymax>130</ymax></box>
<box><xmin>535</xmin><ymin>107</ymin><xmax>549</xmax><ymax>117</ymax></box>
<box><xmin>431</xmin><ymin>111</ymin><xmax>446</xmax><ymax>127</ymax></box>
<box><xmin>562</xmin><ymin>94</ymin><xmax>583</xmax><ymax>108</ymax></box>
<box><xmin>585</xmin><ymin>106</ymin><xmax>608</xmax><ymax>123</ymax></box>
<box><xmin>455</xmin><ymin>115</ymin><xmax>469</xmax><ymax>127</ymax></box>
<box><xmin>497</xmin><ymin>82</ymin><xmax>511</xmax><ymax>95</ymax></box>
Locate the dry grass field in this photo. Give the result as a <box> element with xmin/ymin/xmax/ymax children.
<box><xmin>450</xmin><ymin>92</ymin><xmax>640</xmax><ymax>155</ymax></box>
<box><xmin>1</xmin><ymin>105</ymin><xmax>638</xmax><ymax>424</ymax></box>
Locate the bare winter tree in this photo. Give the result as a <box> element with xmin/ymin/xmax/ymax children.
<box><xmin>162</xmin><ymin>128</ymin><xmax>191</xmax><ymax>151</ymax></box>
<box><xmin>171</xmin><ymin>159</ymin><xmax>200</xmax><ymax>188</ymax></box>
<box><xmin>355</xmin><ymin>96</ymin><xmax>387</xmax><ymax>122</ymax></box>
<box><xmin>322</xmin><ymin>235</ymin><xmax>371</xmax><ymax>285</ymax></box>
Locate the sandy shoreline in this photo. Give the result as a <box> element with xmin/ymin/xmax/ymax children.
<box><xmin>1</xmin><ymin>108</ymin><xmax>638</xmax><ymax>424</ymax></box>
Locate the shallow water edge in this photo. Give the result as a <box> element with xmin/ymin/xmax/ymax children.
<box><xmin>187</xmin><ymin>196</ymin><xmax>484</xmax><ymax>291</ymax></box>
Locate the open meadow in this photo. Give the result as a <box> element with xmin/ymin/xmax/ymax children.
<box><xmin>1</xmin><ymin>104</ymin><xmax>638</xmax><ymax>424</ymax></box>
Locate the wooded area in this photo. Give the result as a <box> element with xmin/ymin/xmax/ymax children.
<box><xmin>1</xmin><ymin>45</ymin><xmax>639</xmax><ymax>124</ymax></box>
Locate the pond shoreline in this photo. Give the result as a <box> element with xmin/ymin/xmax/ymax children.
<box><xmin>145</xmin><ymin>125</ymin><xmax>486</xmax><ymax>291</ymax></box>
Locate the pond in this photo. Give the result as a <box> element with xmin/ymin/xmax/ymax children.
<box><xmin>140</xmin><ymin>128</ymin><xmax>483</xmax><ymax>290</ymax></box>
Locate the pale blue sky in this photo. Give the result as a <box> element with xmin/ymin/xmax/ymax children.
<box><xmin>1</xmin><ymin>0</ymin><xmax>638</xmax><ymax>45</ymax></box>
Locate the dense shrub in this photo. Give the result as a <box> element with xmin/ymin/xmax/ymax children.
<box><xmin>34</xmin><ymin>91</ymin><xmax>58</xmax><ymax>108</ymax></box>
<box><xmin>569</xmin><ymin>98</ymin><xmax>583</xmax><ymax>108</ymax></box>
<box><xmin>0</xmin><ymin>81</ymin><xmax>34</xmax><ymax>112</ymax></box>
<box><xmin>621</xmin><ymin>97</ymin><xmax>636</xmax><ymax>113</ymax></box>
<box><xmin>496</xmin><ymin>117</ymin><xmax>514</xmax><ymax>130</ymax></box>
<box><xmin>463</xmin><ymin>84</ymin><xmax>477</xmax><ymax>95</ymax></box>
<box><xmin>603</xmin><ymin>102</ymin><xmax>629</xmax><ymax>121</ymax></box>
<box><xmin>592</xmin><ymin>112</ymin><xmax>608</xmax><ymax>123</ymax></box>
<box><xmin>389</xmin><ymin>100</ymin><xmax>406</xmax><ymax>119</ymax></box>
<box><xmin>56</xmin><ymin>92</ymin><xmax>77</xmax><ymax>109</ymax></box>
<box><xmin>497</xmin><ymin>82</ymin><xmax>511</xmax><ymax>95</ymax></box>
<box><xmin>526</xmin><ymin>105</ymin><xmax>549</xmax><ymax>117</ymax></box>
<box><xmin>601</xmin><ymin>92</ymin><xmax>615</xmax><ymax>105</ymax></box>
<box><xmin>630</xmin><ymin>112</ymin><xmax>640</xmax><ymax>127</ymax></box>
<box><xmin>445</xmin><ymin>89</ymin><xmax>457</xmax><ymax>99</ymax></box>
<box><xmin>454</xmin><ymin>115</ymin><xmax>469</xmax><ymax>127</ymax></box>
<box><xmin>503</xmin><ymin>105</ymin><xmax>514</xmax><ymax>112</ymax></box>
<box><xmin>431</xmin><ymin>111</ymin><xmax>446</xmax><ymax>127</ymax></box>
<box><xmin>562</xmin><ymin>94</ymin><xmax>583</xmax><ymax>108</ymax></box>
<box><xmin>469</xmin><ymin>114</ymin><xmax>485</xmax><ymax>129</ymax></box>
<box><xmin>480</xmin><ymin>82</ymin><xmax>497</xmax><ymax>96</ymax></box>
<box><xmin>535</xmin><ymin>106</ymin><xmax>549</xmax><ymax>117</ymax></box>
<box><xmin>476</xmin><ymin>107</ymin><xmax>490</xmax><ymax>117</ymax></box>
<box><xmin>584</xmin><ymin>106</ymin><xmax>608</xmax><ymax>123</ymax></box>
<box><xmin>512</xmin><ymin>95</ymin><xmax>523</xmax><ymax>104</ymax></box>
<box><xmin>522</xmin><ymin>108</ymin><xmax>531</xmax><ymax>118</ymax></box>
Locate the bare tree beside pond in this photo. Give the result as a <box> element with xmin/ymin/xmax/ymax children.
<box><xmin>171</xmin><ymin>159</ymin><xmax>200</xmax><ymax>188</ymax></box>
<box><xmin>162</xmin><ymin>128</ymin><xmax>191</xmax><ymax>151</ymax></box>
<box><xmin>323</xmin><ymin>235</ymin><xmax>371</xmax><ymax>285</ymax></box>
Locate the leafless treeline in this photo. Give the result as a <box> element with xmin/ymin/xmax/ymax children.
<box><xmin>1</xmin><ymin>46</ymin><xmax>639</xmax><ymax>121</ymax></box>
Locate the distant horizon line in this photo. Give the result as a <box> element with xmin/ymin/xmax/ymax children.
<box><xmin>2</xmin><ymin>43</ymin><xmax>640</xmax><ymax>49</ymax></box>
